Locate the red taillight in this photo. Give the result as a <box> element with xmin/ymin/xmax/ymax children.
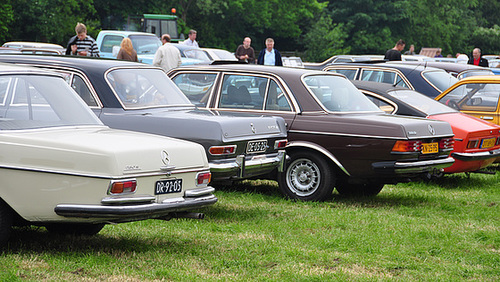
<box><xmin>196</xmin><ymin>172</ymin><xmax>211</xmax><ymax>185</ymax></box>
<box><xmin>467</xmin><ymin>139</ymin><xmax>479</xmax><ymax>149</ymax></box>
<box><xmin>440</xmin><ymin>138</ymin><xmax>455</xmax><ymax>150</ymax></box>
<box><xmin>274</xmin><ymin>139</ymin><xmax>288</xmax><ymax>149</ymax></box>
<box><xmin>109</xmin><ymin>179</ymin><xmax>137</xmax><ymax>194</ymax></box>
<box><xmin>392</xmin><ymin>140</ymin><xmax>422</xmax><ymax>152</ymax></box>
<box><xmin>209</xmin><ymin>145</ymin><xmax>236</xmax><ymax>155</ymax></box>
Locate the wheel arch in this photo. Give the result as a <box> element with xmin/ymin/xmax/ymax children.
<box><xmin>285</xmin><ymin>141</ymin><xmax>350</xmax><ymax>177</ymax></box>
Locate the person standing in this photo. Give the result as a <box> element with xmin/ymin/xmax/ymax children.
<box><xmin>257</xmin><ymin>38</ymin><xmax>283</xmax><ymax>66</ymax></box>
<box><xmin>235</xmin><ymin>37</ymin><xmax>255</xmax><ymax>63</ymax></box>
<box><xmin>65</xmin><ymin>22</ymin><xmax>100</xmax><ymax>57</ymax></box>
<box><xmin>404</xmin><ymin>44</ymin><xmax>416</xmax><ymax>55</ymax></box>
<box><xmin>468</xmin><ymin>48</ymin><xmax>488</xmax><ymax>67</ymax></box>
<box><xmin>116</xmin><ymin>38</ymin><xmax>138</xmax><ymax>62</ymax></box>
<box><xmin>384</xmin><ymin>39</ymin><xmax>405</xmax><ymax>61</ymax></box>
<box><xmin>153</xmin><ymin>34</ymin><xmax>182</xmax><ymax>72</ymax></box>
<box><xmin>183</xmin><ymin>30</ymin><xmax>199</xmax><ymax>48</ymax></box>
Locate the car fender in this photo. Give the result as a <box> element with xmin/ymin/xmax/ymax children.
<box><xmin>285</xmin><ymin>141</ymin><xmax>350</xmax><ymax>176</ymax></box>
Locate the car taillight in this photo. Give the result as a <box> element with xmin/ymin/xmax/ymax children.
<box><xmin>467</xmin><ymin>139</ymin><xmax>479</xmax><ymax>149</ymax></box>
<box><xmin>196</xmin><ymin>172</ymin><xmax>211</xmax><ymax>186</ymax></box>
<box><xmin>209</xmin><ymin>145</ymin><xmax>236</xmax><ymax>155</ymax></box>
<box><xmin>440</xmin><ymin>138</ymin><xmax>454</xmax><ymax>150</ymax></box>
<box><xmin>274</xmin><ymin>139</ymin><xmax>288</xmax><ymax>149</ymax></box>
<box><xmin>392</xmin><ymin>140</ymin><xmax>422</xmax><ymax>152</ymax></box>
<box><xmin>109</xmin><ymin>179</ymin><xmax>137</xmax><ymax>194</ymax></box>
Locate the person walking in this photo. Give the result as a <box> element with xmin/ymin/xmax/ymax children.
<box><xmin>116</xmin><ymin>38</ymin><xmax>138</xmax><ymax>62</ymax></box>
<box><xmin>153</xmin><ymin>34</ymin><xmax>182</xmax><ymax>72</ymax></box>
<box><xmin>257</xmin><ymin>38</ymin><xmax>282</xmax><ymax>66</ymax></box>
<box><xmin>65</xmin><ymin>22</ymin><xmax>100</xmax><ymax>57</ymax></box>
<box><xmin>235</xmin><ymin>37</ymin><xmax>255</xmax><ymax>63</ymax></box>
<box><xmin>384</xmin><ymin>39</ymin><xmax>405</xmax><ymax>61</ymax></box>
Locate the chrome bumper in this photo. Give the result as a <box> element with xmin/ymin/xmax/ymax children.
<box><xmin>373</xmin><ymin>157</ymin><xmax>455</xmax><ymax>174</ymax></box>
<box><xmin>451</xmin><ymin>149</ymin><xmax>500</xmax><ymax>161</ymax></box>
<box><xmin>54</xmin><ymin>187</ymin><xmax>217</xmax><ymax>222</ymax></box>
<box><xmin>209</xmin><ymin>150</ymin><xmax>286</xmax><ymax>179</ymax></box>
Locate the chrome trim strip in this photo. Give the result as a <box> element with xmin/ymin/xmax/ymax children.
<box><xmin>209</xmin><ymin>151</ymin><xmax>285</xmax><ymax>173</ymax></box>
<box><xmin>451</xmin><ymin>149</ymin><xmax>500</xmax><ymax>161</ymax></box>
<box><xmin>185</xmin><ymin>187</ymin><xmax>216</xmax><ymax>197</ymax></box>
<box><xmin>286</xmin><ymin>141</ymin><xmax>350</xmax><ymax>176</ymax></box>
<box><xmin>289</xmin><ymin>129</ymin><xmax>451</xmax><ymax>140</ymax></box>
<box><xmin>0</xmin><ymin>164</ymin><xmax>208</xmax><ymax>179</ymax></box>
<box><xmin>101</xmin><ymin>194</ymin><xmax>155</xmax><ymax>205</ymax></box>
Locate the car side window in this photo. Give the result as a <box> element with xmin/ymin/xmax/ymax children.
<box><xmin>219</xmin><ymin>74</ymin><xmax>292</xmax><ymax>111</ymax></box>
<box><xmin>365</xmin><ymin>95</ymin><xmax>395</xmax><ymax>114</ymax></box>
<box><xmin>171</xmin><ymin>73</ymin><xmax>217</xmax><ymax>107</ymax></box>
<box><xmin>361</xmin><ymin>70</ymin><xmax>396</xmax><ymax>84</ymax></box>
<box><xmin>327</xmin><ymin>69</ymin><xmax>357</xmax><ymax>80</ymax></box>
<box><xmin>394</xmin><ymin>74</ymin><xmax>409</xmax><ymax>88</ymax></box>
<box><xmin>439</xmin><ymin>83</ymin><xmax>500</xmax><ymax>112</ymax></box>
<box><xmin>51</xmin><ymin>71</ymin><xmax>98</xmax><ymax>107</ymax></box>
<box><xmin>101</xmin><ymin>35</ymin><xmax>124</xmax><ymax>53</ymax></box>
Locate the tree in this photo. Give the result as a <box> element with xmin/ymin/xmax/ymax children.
<box><xmin>0</xmin><ymin>2</ymin><xmax>14</xmax><ymax>43</ymax></box>
<box><xmin>303</xmin><ymin>13</ymin><xmax>350</xmax><ymax>62</ymax></box>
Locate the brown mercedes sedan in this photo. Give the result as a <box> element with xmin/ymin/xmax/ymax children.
<box><xmin>168</xmin><ymin>64</ymin><xmax>455</xmax><ymax>201</ymax></box>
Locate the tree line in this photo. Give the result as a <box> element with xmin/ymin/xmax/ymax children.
<box><xmin>1</xmin><ymin>0</ymin><xmax>499</xmax><ymax>62</ymax></box>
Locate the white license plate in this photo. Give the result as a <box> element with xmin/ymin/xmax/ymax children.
<box><xmin>246</xmin><ymin>140</ymin><xmax>268</xmax><ymax>154</ymax></box>
<box><xmin>155</xmin><ymin>179</ymin><xmax>183</xmax><ymax>195</ymax></box>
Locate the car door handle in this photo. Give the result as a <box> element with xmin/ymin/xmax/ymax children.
<box><xmin>480</xmin><ymin>116</ymin><xmax>494</xmax><ymax>120</ymax></box>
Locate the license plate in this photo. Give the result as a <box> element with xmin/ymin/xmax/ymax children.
<box><xmin>246</xmin><ymin>140</ymin><xmax>268</xmax><ymax>154</ymax></box>
<box><xmin>421</xmin><ymin>142</ymin><xmax>438</xmax><ymax>154</ymax></box>
<box><xmin>481</xmin><ymin>138</ymin><xmax>496</xmax><ymax>149</ymax></box>
<box><xmin>155</xmin><ymin>179</ymin><xmax>183</xmax><ymax>195</ymax></box>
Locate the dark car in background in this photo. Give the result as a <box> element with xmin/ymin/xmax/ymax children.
<box><xmin>0</xmin><ymin>55</ymin><xmax>288</xmax><ymax>185</ymax></box>
<box><xmin>389</xmin><ymin>61</ymin><xmax>494</xmax><ymax>80</ymax></box>
<box><xmin>168</xmin><ymin>64</ymin><xmax>455</xmax><ymax>201</ymax></box>
<box><xmin>323</xmin><ymin>63</ymin><xmax>458</xmax><ymax>98</ymax></box>
<box><xmin>353</xmin><ymin>80</ymin><xmax>500</xmax><ymax>174</ymax></box>
<box><xmin>303</xmin><ymin>55</ymin><xmax>384</xmax><ymax>70</ymax></box>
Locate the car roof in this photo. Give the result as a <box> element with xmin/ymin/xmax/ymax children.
<box><xmin>173</xmin><ymin>63</ymin><xmax>330</xmax><ymax>77</ymax></box>
<box><xmin>0</xmin><ymin>62</ymin><xmax>64</xmax><ymax>76</ymax></box>
<box><xmin>0</xmin><ymin>54</ymin><xmax>156</xmax><ymax>74</ymax></box>
<box><xmin>388</xmin><ymin>61</ymin><xmax>490</xmax><ymax>73</ymax></box>
<box><xmin>98</xmin><ymin>30</ymin><xmax>158</xmax><ymax>37</ymax></box>
<box><xmin>2</xmin><ymin>41</ymin><xmax>64</xmax><ymax>49</ymax></box>
<box><xmin>455</xmin><ymin>75</ymin><xmax>500</xmax><ymax>83</ymax></box>
<box><xmin>351</xmin><ymin>80</ymin><xmax>409</xmax><ymax>94</ymax></box>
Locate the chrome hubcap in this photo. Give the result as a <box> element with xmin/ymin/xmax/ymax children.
<box><xmin>286</xmin><ymin>158</ymin><xmax>320</xmax><ymax>197</ymax></box>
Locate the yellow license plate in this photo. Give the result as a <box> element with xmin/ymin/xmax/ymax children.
<box><xmin>481</xmin><ymin>138</ymin><xmax>496</xmax><ymax>149</ymax></box>
<box><xmin>422</xmin><ymin>142</ymin><xmax>438</xmax><ymax>154</ymax></box>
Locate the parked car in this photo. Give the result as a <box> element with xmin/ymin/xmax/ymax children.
<box><xmin>0</xmin><ymin>64</ymin><xmax>217</xmax><ymax>245</ymax></box>
<box><xmin>0</xmin><ymin>47</ymin><xmax>21</xmax><ymax>54</ymax></box>
<box><xmin>173</xmin><ymin>44</ymin><xmax>212</xmax><ymax>65</ymax></box>
<box><xmin>0</xmin><ymin>55</ymin><xmax>287</xmax><ymax>186</ymax></box>
<box><xmin>201</xmin><ymin>48</ymin><xmax>237</xmax><ymax>62</ymax></box>
<box><xmin>435</xmin><ymin>76</ymin><xmax>500</xmax><ymax>125</ymax></box>
<box><xmin>303</xmin><ymin>55</ymin><xmax>384</xmax><ymax>70</ymax></box>
<box><xmin>389</xmin><ymin>61</ymin><xmax>494</xmax><ymax>79</ymax></box>
<box><xmin>353</xmin><ymin>80</ymin><xmax>500</xmax><ymax>174</ymax></box>
<box><xmin>2</xmin><ymin>41</ymin><xmax>65</xmax><ymax>54</ymax></box>
<box><xmin>323</xmin><ymin>62</ymin><xmax>459</xmax><ymax>98</ymax></box>
<box><xmin>95</xmin><ymin>30</ymin><xmax>162</xmax><ymax>64</ymax></box>
<box><xmin>168</xmin><ymin>64</ymin><xmax>455</xmax><ymax>201</ymax></box>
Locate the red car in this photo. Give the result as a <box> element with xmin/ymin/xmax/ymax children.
<box><xmin>353</xmin><ymin>80</ymin><xmax>500</xmax><ymax>174</ymax></box>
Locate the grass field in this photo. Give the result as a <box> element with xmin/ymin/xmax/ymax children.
<box><xmin>1</xmin><ymin>169</ymin><xmax>499</xmax><ymax>281</ymax></box>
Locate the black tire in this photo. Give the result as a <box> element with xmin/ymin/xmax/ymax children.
<box><xmin>45</xmin><ymin>223</ymin><xmax>105</xmax><ymax>236</ymax></box>
<box><xmin>335</xmin><ymin>178</ymin><xmax>384</xmax><ymax>197</ymax></box>
<box><xmin>0</xmin><ymin>200</ymin><xmax>13</xmax><ymax>246</ymax></box>
<box><xmin>277</xmin><ymin>151</ymin><xmax>335</xmax><ymax>201</ymax></box>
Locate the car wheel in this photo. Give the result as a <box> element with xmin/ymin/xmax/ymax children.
<box><xmin>45</xmin><ymin>223</ymin><xmax>105</xmax><ymax>236</ymax></box>
<box><xmin>0</xmin><ymin>200</ymin><xmax>13</xmax><ymax>245</ymax></box>
<box><xmin>278</xmin><ymin>151</ymin><xmax>335</xmax><ymax>201</ymax></box>
<box><xmin>335</xmin><ymin>178</ymin><xmax>384</xmax><ymax>197</ymax></box>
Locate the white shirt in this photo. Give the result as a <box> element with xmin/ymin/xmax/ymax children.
<box><xmin>153</xmin><ymin>43</ymin><xmax>182</xmax><ymax>72</ymax></box>
<box><xmin>264</xmin><ymin>49</ymin><xmax>275</xmax><ymax>66</ymax></box>
<box><xmin>183</xmin><ymin>39</ymin><xmax>199</xmax><ymax>48</ymax></box>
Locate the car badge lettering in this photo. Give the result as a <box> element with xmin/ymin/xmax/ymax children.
<box><xmin>428</xmin><ymin>125</ymin><xmax>435</xmax><ymax>135</ymax></box>
<box><xmin>250</xmin><ymin>123</ymin><xmax>256</xmax><ymax>134</ymax></box>
<box><xmin>124</xmin><ymin>165</ymin><xmax>141</xmax><ymax>171</ymax></box>
<box><xmin>408</xmin><ymin>131</ymin><xmax>417</xmax><ymax>135</ymax></box>
<box><xmin>161</xmin><ymin>150</ymin><xmax>170</xmax><ymax>166</ymax></box>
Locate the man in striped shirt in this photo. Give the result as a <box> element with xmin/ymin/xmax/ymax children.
<box><xmin>65</xmin><ymin>23</ymin><xmax>100</xmax><ymax>57</ymax></box>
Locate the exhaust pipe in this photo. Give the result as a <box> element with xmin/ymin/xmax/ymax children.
<box><xmin>159</xmin><ymin>212</ymin><xmax>205</xmax><ymax>221</ymax></box>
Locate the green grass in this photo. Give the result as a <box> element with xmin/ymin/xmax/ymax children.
<box><xmin>1</xmin><ymin>170</ymin><xmax>499</xmax><ymax>281</ymax></box>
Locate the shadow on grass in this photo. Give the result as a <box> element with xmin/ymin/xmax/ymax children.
<box><xmin>214</xmin><ymin>179</ymin><xmax>282</xmax><ymax>198</ymax></box>
<box><xmin>428</xmin><ymin>172</ymin><xmax>498</xmax><ymax>190</ymax></box>
<box><xmin>2</xmin><ymin>225</ymin><xmax>195</xmax><ymax>255</ymax></box>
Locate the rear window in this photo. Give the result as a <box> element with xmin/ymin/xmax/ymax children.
<box><xmin>422</xmin><ymin>70</ymin><xmax>458</xmax><ymax>93</ymax></box>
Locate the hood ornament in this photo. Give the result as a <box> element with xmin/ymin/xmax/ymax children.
<box><xmin>428</xmin><ymin>124</ymin><xmax>436</xmax><ymax>135</ymax></box>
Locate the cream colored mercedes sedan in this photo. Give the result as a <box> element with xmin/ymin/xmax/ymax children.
<box><xmin>0</xmin><ymin>64</ymin><xmax>217</xmax><ymax>245</ymax></box>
